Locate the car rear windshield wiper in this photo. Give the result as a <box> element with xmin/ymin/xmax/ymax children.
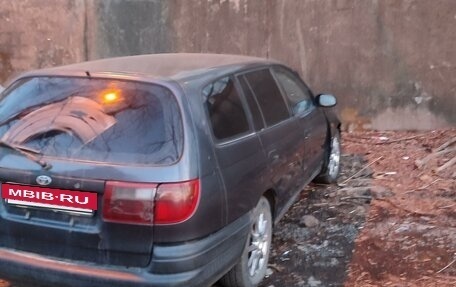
<box><xmin>0</xmin><ymin>140</ymin><xmax>52</xmax><ymax>170</ymax></box>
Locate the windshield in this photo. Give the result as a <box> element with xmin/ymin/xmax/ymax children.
<box><xmin>0</xmin><ymin>77</ymin><xmax>183</xmax><ymax>165</ymax></box>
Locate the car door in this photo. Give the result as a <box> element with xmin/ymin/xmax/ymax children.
<box><xmin>239</xmin><ymin>68</ymin><xmax>303</xmax><ymax>211</ymax></box>
<box><xmin>272</xmin><ymin>65</ymin><xmax>328</xmax><ymax>177</ymax></box>
<box><xmin>203</xmin><ymin>75</ymin><xmax>266</xmax><ymax>223</ymax></box>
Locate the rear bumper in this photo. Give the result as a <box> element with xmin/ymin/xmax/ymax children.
<box><xmin>0</xmin><ymin>213</ymin><xmax>251</xmax><ymax>287</ymax></box>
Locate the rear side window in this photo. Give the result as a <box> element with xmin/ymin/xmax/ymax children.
<box><xmin>204</xmin><ymin>76</ymin><xmax>250</xmax><ymax>140</ymax></box>
<box><xmin>243</xmin><ymin>69</ymin><xmax>289</xmax><ymax>126</ymax></box>
<box><xmin>0</xmin><ymin>77</ymin><xmax>183</xmax><ymax>165</ymax></box>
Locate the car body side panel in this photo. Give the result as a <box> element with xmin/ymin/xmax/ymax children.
<box><xmin>303</xmin><ymin>108</ymin><xmax>330</xmax><ymax>172</ymax></box>
<box><xmin>257</xmin><ymin>119</ymin><xmax>304</xmax><ymax>213</ymax></box>
<box><xmin>213</xmin><ymin>134</ymin><xmax>267</xmax><ymax>224</ymax></box>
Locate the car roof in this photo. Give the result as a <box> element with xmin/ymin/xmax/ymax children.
<box><xmin>24</xmin><ymin>53</ymin><xmax>278</xmax><ymax>83</ymax></box>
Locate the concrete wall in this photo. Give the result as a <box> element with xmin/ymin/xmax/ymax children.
<box><xmin>0</xmin><ymin>0</ymin><xmax>86</xmax><ymax>83</ymax></box>
<box><xmin>0</xmin><ymin>0</ymin><xmax>455</xmax><ymax>130</ymax></box>
<box><xmin>87</xmin><ymin>0</ymin><xmax>171</xmax><ymax>59</ymax></box>
<box><xmin>168</xmin><ymin>0</ymin><xmax>456</xmax><ymax>130</ymax></box>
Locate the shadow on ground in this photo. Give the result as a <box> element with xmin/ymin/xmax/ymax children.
<box><xmin>259</xmin><ymin>154</ymin><xmax>372</xmax><ymax>287</ymax></box>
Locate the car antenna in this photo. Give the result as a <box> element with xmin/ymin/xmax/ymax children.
<box><xmin>85</xmin><ymin>71</ymin><xmax>91</xmax><ymax>77</ymax></box>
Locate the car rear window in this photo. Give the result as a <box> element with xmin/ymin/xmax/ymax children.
<box><xmin>0</xmin><ymin>77</ymin><xmax>183</xmax><ymax>165</ymax></box>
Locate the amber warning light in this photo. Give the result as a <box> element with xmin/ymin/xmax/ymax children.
<box><xmin>102</xmin><ymin>92</ymin><xmax>119</xmax><ymax>103</ymax></box>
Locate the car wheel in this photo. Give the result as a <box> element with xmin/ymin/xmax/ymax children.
<box><xmin>315</xmin><ymin>130</ymin><xmax>341</xmax><ymax>184</ymax></box>
<box><xmin>219</xmin><ymin>196</ymin><xmax>273</xmax><ymax>287</ymax></box>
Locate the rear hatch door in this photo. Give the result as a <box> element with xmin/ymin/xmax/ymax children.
<box><xmin>0</xmin><ymin>76</ymin><xmax>183</xmax><ymax>267</ymax></box>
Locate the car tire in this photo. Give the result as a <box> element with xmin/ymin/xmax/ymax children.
<box><xmin>219</xmin><ymin>196</ymin><xmax>273</xmax><ymax>287</ymax></box>
<box><xmin>315</xmin><ymin>130</ymin><xmax>341</xmax><ymax>184</ymax></box>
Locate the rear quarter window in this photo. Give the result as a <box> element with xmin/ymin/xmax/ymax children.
<box><xmin>203</xmin><ymin>76</ymin><xmax>250</xmax><ymax>140</ymax></box>
<box><xmin>0</xmin><ymin>77</ymin><xmax>183</xmax><ymax>165</ymax></box>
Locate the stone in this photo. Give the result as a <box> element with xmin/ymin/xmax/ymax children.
<box><xmin>307</xmin><ymin>276</ymin><xmax>322</xmax><ymax>287</ymax></box>
<box><xmin>301</xmin><ymin>215</ymin><xmax>320</xmax><ymax>228</ymax></box>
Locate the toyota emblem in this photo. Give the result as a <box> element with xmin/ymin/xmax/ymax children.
<box><xmin>36</xmin><ymin>175</ymin><xmax>52</xmax><ymax>186</ymax></box>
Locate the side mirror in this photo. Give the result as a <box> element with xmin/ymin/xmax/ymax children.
<box><xmin>316</xmin><ymin>94</ymin><xmax>337</xmax><ymax>107</ymax></box>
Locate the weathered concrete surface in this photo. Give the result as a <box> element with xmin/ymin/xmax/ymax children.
<box><xmin>87</xmin><ymin>0</ymin><xmax>171</xmax><ymax>59</ymax></box>
<box><xmin>0</xmin><ymin>0</ymin><xmax>86</xmax><ymax>84</ymax></box>
<box><xmin>0</xmin><ymin>0</ymin><xmax>454</xmax><ymax>130</ymax></box>
<box><xmin>169</xmin><ymin>0</ymin><xmax>456</xmax><ymax>129</ymax></box>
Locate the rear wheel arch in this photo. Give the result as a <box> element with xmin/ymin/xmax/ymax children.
<box><xmin>262</xmin><ymin>189</ymin><xmax>276</xmax><ymax>220</ymax></box>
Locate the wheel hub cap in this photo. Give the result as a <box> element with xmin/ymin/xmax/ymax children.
<box><xmin>248</xmin><ymin>212</ymin><xmax>270</xmax><ymax>277</ymax></box>
<box><xmin>328</xmin><ymin>136</ymin><xmax>340</xmax><ymax>178</ymax></box>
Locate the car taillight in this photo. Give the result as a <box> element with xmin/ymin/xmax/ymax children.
<box><xmin>102</xmin><ymin>179</ymin><xmax>200</xmax><ymax>225</ymax></box>
<box><xmin>103</xmin><ymin>181</ymin><xmax>157</xmax><ymax>225</ymax></box>
<box><xmin>154</xmin><ymin>179</ymin><xmax>200</xmax><ymax>225</ymax></box>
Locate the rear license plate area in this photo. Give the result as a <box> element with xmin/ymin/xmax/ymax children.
<box><xmin>1</xmin><ymin>182</ymin><xmax>97</xmax><ymax>215</ymax></box>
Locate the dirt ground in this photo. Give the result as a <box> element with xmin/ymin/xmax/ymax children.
<box><xmin>1</xmin><ymin>130</ymin><xmax>455</xmax><ymax>287</ymax></box>
<box><xmin>343</xmin><ymin>129</ymin><xmax>456</xmax><ymax>287</ymax></box>
<box><xmin>261</xmin><ymin>129</ymin><xmax>456</xmax><ymax>287</ymax></box>
<box><xmin>259</xmin><ymin>153</ymin><xmax>370</xmax><ymax>287</ymax></box>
